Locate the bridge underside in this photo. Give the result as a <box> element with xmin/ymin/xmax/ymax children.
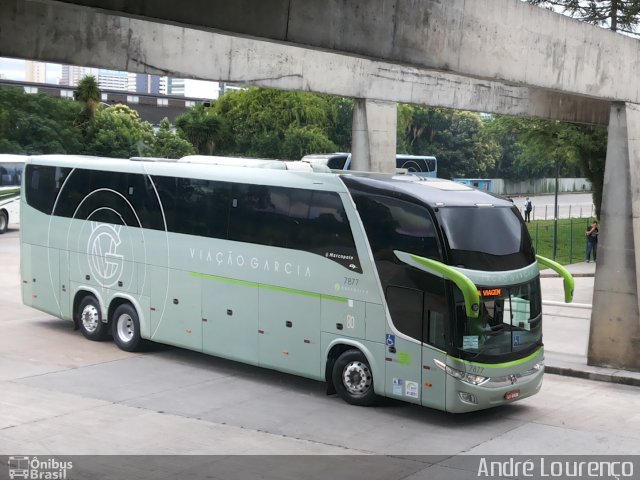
<box><xmin>0</xmin><ymin>1</ymin><xmax>611</xmax><ymax>125</ymax></box>
<box><xmin>1</xmin><ymin>0</ymin><xmax>639</xmax><ymax>370</ymax></box>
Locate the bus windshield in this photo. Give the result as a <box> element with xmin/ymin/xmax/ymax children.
<box><xmin>437</xmin><ymin>206</ymin><xmax>534</xmax><ymax>271</ymax></box>
<box><xmin>455</xmin><ymin>279</ymin><xmax>542</xmax><ymax>362</ymax></box>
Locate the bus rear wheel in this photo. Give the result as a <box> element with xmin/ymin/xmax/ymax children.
<box><xmin>77</xmin><ymin>295</ymin><xmax>108</xmax><ymax>341</ymax></box>
<box><xmin>0</xmin><ymin>210</ymin><xmax>7</xmax><ymax>234</ymax></box>
<box><xmin>332</xmin><ymin>349</ymin><xmax>376</xmax><ymax>406</ymax></box>
<box><xmin>112</xmin><ymin>303</ymin><xmax>143</xmax><ymax>352</ymax></box>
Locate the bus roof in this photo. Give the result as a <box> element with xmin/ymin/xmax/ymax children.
<box><xmin>0</xmin><ymin>154</ymin><xmax>27</xmax><ymax>163</ymax></box>
<box><xmin>25</xmin><ymin>155</ymin><xmax>345</xmax><ymax>192</ymax></box>
<box><xmin>341</xmin><ymin>173</ymin><xmax>513</xmax><ymax>208</ymax></box>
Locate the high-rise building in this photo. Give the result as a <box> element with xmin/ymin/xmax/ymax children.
<box><xmin>25</xmin><ymin>61</ymin><xmax>47</xmax><ymax>83</ymax></box>
<box><xmin>60</xmin><ymin>65</ymin><xmax>88</xmax><ymax>86</ymax></box>
<box><xmin>97</xmin><ymin>69</ymin><xmax>129</xmax><ymax>91</ymax></box>
<box><xmin>159</xmin><ymin>76</ymin><xmax>168</xmax><ymax>95</ymax></box>
<box><xmin>219</xmin><ymin>82</ymin><xmax>244</xmax><ymax>97</ymax></box>
<box><xmin>167</xmin><ymin>78</ymin><xmax>185</xmax><ymax>96</ymax></box>
<box><xmin>132</xmin><ymin>73</ymin><xmax>162</xmax><ymax>95</ymax></box>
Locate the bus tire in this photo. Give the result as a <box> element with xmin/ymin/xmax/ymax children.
<box><xmin>77</xmin><ymin>295</ymin><xmax>108</xmax><ymax>341</ymax></box>
<box><xmin>112</xmin><ymin>303</ymin><xmax>143</xmax><ymax>352</ymax></box>
<box><xmin>0</xmin><ymin>210</ymin><xmax>7</xmax><ymax>234</ymax></box>
<box><xmin>332</xmin><ymin>349</ymin><xmax>376</xmax><ymax>406</ymax></box>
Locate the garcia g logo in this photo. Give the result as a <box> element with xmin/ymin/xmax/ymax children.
<box><xmin>87</xmin><ymin>222</ymin><xmax>124</xmax><ymax>288</ymax></box>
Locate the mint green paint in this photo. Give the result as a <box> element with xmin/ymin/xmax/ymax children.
<box><xmin>0</xmin><ymin>187</ymin><xmax>19</xmax><ymax>199</ymax></box>
<box><xmin>397</xmin><ymin>352</ymin><xmax>411</xmax><ymax>365</ymax></box>
<box><xmin>410</xmin><ymin>254</ymin><xmax>480</xmax><ymax>318</ymax></box>
<box><xmin>536</xmin><ymin>254</ymin><xmax>574</xmax><ymax>303</ymax></box>
<box><xmin>459</xmin><ymin>347</ymin><xmax>543</xmax><ymax>369</ymax></box>
<box><xmin>192</xmin><ymin>271</ymin><xmax>347</xmax><ymax>302</ymax></box>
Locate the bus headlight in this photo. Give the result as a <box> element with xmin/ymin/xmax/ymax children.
<box><xmin>434</xmin><ymin>359</ymin><xmax>489</xmax><ymax>386</ymax></box>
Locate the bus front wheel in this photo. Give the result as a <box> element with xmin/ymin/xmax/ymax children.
<box><xmin>112</xmin><ymin>303</ymin><xmax>143</xmax><ymax>352</ymax></box>
<box><xmin>332</xmin><ymin>349</ymin><xmax>376</xmax><ymax>406</ymax></box>
<box><xmin>77</xmin><ymin>295</ymin><xmax>108</xmax><ymax>341</ymax></box>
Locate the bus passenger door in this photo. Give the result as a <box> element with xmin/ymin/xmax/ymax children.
<box><xmin>384</xmin><ymin>286</ymin><xmax>423</xmax><ymax>405</ymax></box>
<box><xmin>420</xmin><ymin>289</ymin><xmax>448</xmax><ymax>411</ymax></box>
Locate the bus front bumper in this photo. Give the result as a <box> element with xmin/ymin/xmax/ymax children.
<box><xmin>444</xmin><ymin>364</ymin><xmax>544</xmax><ymax>413</ymax></box>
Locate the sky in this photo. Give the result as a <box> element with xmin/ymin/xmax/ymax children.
<box><xmin>0</xmin><ymin>58</ymin><xmax>62</xmax><ymax>84</ymax></box>
<box><xmin>0</xmin><ymin>57</ymin><xmax>219</xmax><ymax>99</ymax></box>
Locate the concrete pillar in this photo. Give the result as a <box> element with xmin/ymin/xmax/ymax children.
<box><xmin>588</xmin><ymin>102</ymin><xmax>640</xmax><ymax>371</ymax></box>
<box><xmin>351</xmin><ymin>99</ymin><xmax>397</xmax><ymax>173</ymax></box>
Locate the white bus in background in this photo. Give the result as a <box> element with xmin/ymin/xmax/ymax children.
<box><xmin>0</xmin><ymin>154</ymin><xmax>26</xmax><ymax>233</ymax></box>
<box><xmin>301</xmin><ymin>153</ymin><xmax>438</xmax><ymax>177</ymax></box>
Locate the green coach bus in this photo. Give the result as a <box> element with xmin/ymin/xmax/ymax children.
<box><xmin>20</xmin><ymin>155</ymin><xmax>573</xmax><ymax>413</ymax></box>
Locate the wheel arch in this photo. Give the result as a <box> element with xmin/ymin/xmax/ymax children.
<box><xmin>323</xmin><ymin>339</ymin><xmax>385</xmax><ymax>396</ymax></box>
<box><xmin>108</xmin><ymin>293</ymin><xmax>149</xmax><ymax>340</ymax></box>
<box><xmin>0</xmin><ymin>208</ymin><xmax>8</xmax><ymax>232</ymax></box>
<box><xmin>72</xmin><ymin>287</ymin><xmax>106</xmax><ymax>327</ymax></box>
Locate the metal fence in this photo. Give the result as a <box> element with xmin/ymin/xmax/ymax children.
<box><xmin>528</xmin><ymin>217</ymin><xmax>598</xmax><ymax>264</ymax></box>
<box><xmin>529</xmin><ymin>203</ymin><xmax>596</xmax><ymax>221</ymax></box>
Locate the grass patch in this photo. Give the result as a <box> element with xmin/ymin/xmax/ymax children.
<box><xmin>527</xmin><ymin>218</ymin><xmax>597</xmax><ymax>265</ymax></box>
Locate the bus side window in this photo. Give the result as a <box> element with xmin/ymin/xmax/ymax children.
<box><xmin>288</xmin><ymin>189</ymin><xmax>361</xmax><ymax>272</ymax></box>
<box><xmin>229</xmin><ymin>184</ymin><xmax>289</xmax><ymax>248</ymax></box>
<box><xmin>151</xmin><ymin>176</ymin><xmax>177</xmax><ymax>232</ymax></box>
<box><xmin>25</xmin><ymin>165</ymin><xmax>71</xmax><ymax>215</ymax></box>
<box><xmin>175</xmin><ymin>178</ymin><xmax>230</xmax><ymax>239</ymax></box>
<box><xmin>353</xmin><ymin>193</ymin><xmax>441</xmax><ymax>261</ymax></box>
<box><xmin>386</xmin><ymin>286</ymin><xmax>423</xmax><ymax>341</ymax></box>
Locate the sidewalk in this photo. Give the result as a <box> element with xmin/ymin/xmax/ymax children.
<box><xmin>539</xmin><ymin>260</ymin><xmax>596</xmax><ymax>278</ymax></box>
<box><xmin>539</xmin><ymin>261</ymin><xmax>640</xmax><ymax>387</ymax></box>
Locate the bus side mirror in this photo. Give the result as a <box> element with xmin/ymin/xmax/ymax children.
<box><xmin>536</xmin><ymin>255</ymin><xmax>574</xmax><ymax>303</ymax></box>
<box><xmin>394</xmin><ymin>251</ymin><xmax>480</xmax><ymax>318</ymax></box>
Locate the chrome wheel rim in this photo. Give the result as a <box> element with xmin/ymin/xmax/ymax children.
<box><xmin>81</xmin><ymin>304</ymin><xmax>99</xmax><ymax>332</ymax></box>
<box><xmin>342</xmin><ymin>361</ymin><xmax>372</xmax><ymax>395</ymax></box>
<box><xmin>0</xmin><ymin>214</ymin><xmax>6</xmax><ymax>230</ymax></box>
<box><xmin>117</xmin><ymin>313</ymin><xmax>135</xmax><ymax>343</ymax></box>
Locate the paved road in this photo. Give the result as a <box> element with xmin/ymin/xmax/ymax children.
<box><xmin>509</xmin><ymin>193</ymin><xmax>595</xmax><ymax>220</ymax></box>
<box><xmin>1</xmin><ymin>228</ymin><xmax>638</xmax><ymax>478</ymax></box>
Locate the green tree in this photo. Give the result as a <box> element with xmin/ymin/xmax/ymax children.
<box><xmin>75</xmin><ymin>75</ymin><xmax>101</xmax><ymax>120</ymax></box>
<box><xmin>486</xmin><ymin>115</ymin><xmax>607</xmax><ymax>215</ymax></box>
<box><xmin>573</xmin><ymin>125</ymin><xmax>607</xmax><ymax>217</ymax></box>
<box><xmin>175</xmin><ymin>104</ymin><xmax>223</xmax><ymax>155</ymax></box>
<box><xmin>397</xmin><ymin>105</ymin><xmax>500</xmax><ymax>179</ymax></box>
<box><xmin>281</xmin><ymin>125</ymin><xmax>337</xmax><ymax>160</ymax></box>
<box><xmin>0</xmin><ymin>86</ymin><xmax>83</xmax><ymax>154</ymax></box>
<box><xmin>213</xmin><ymin>88</ymin><xmax>345</xmax><ymax>158</ymax></box>
<box><xmin>151</xmin><ymin>118</ymin><xmax>196</xmax><ymax>158</ymax></box>
<box><xmin>85</xmin><ymin>104</ymin><xmax>154</xmax><ymax>158</ymax></box>
<box><xmin>527</xmin><ymin>0</ymin><xmax>640</xmax><ymax>35</ymax></box>
<box><xmin>323</xmin><ymin>96</ymin><xmax>353</xmax><ymax>152</ymax></box>
<box><xmin>483</xmin><ymin>115</ymin><xmax>525</xmax><ymax>180</ymax></box>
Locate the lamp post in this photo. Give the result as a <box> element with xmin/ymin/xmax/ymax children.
<box><xmin>553</xmin><ymin>157</ymin><xmax>559</xmax><ymax>260</ymax></box>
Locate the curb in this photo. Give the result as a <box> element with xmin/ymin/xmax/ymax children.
<box><xmin>540</xmin><ymin>273</ymin><xmax>594</xmax><ymax>278</ymax></box>
<box><xmin>545</xmin><ymin>366</ymin><xmax>640</xmax><ymax>387</ymax></box>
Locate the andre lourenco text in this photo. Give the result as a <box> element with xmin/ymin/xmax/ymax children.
<box><xmin>477</xmin><ymin>458</ymin><xmax>633</xmax><ymax>478</ymax></box>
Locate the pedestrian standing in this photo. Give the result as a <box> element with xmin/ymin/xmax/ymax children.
<box><xmin>524</xmin><ymin>197</ymin><xmax>532</xmax><ymax>223</ymax></box>
<box><xmin>585</xmin><ymin>220</ymin><xmax>599</xmax><ymax>263</ymax></box>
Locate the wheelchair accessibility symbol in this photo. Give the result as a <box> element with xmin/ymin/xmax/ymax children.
<box><xmin>386</xmin><ymin>334</ymin><xmax>396</xmax><ymax>347</ymax></box>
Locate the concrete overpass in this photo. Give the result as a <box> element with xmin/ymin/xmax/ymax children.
<box><xmin>1</xmin><ymin>0</ymin><xmax>639</xmax><ymax>370</ymax></box>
